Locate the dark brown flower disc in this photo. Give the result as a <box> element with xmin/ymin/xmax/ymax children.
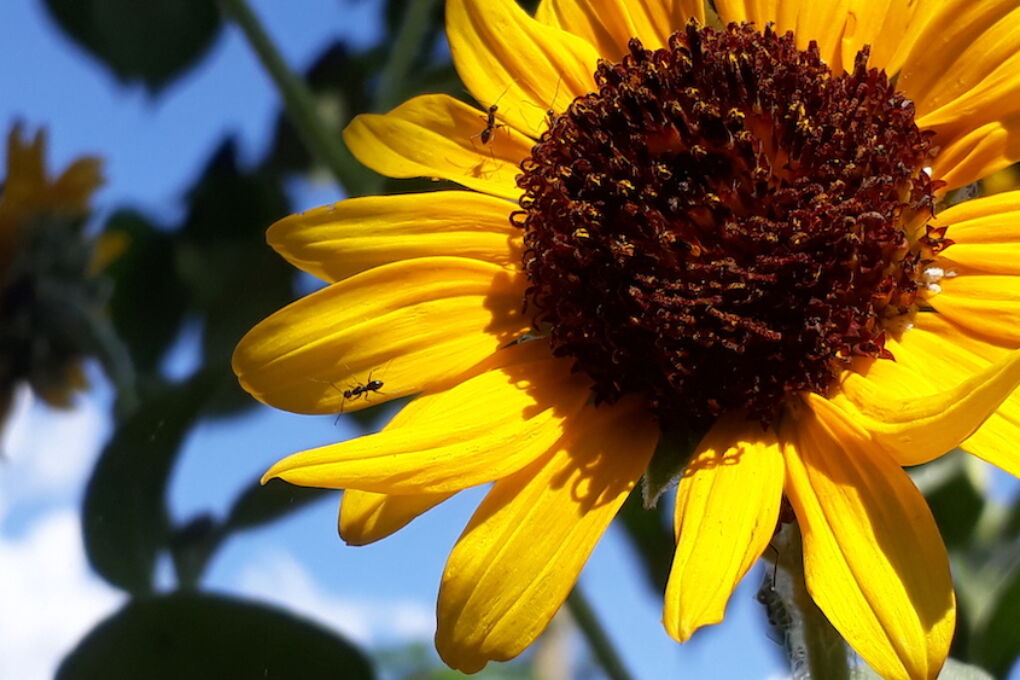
<box><xmin>515</xmin><ymin>22</ymin><xmax>952</xmax><ymax>427</ymax></box>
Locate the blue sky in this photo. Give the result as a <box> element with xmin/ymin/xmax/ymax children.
<box><xmin>3</xmin><ymin>2</ymin><xmax>1013</xmax><ymax>679</ymax></box>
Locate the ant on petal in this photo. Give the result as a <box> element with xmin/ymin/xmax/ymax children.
<box><xmin>474</xmin><ymin>104</ymin><xmax>505</xmax><ymax>146</ymax></box>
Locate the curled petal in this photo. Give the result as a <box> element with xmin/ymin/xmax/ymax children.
<box><xmin>827</xmin><ymin>344</ymin><xmax>1020</xmax><ymax>465</ymax></box>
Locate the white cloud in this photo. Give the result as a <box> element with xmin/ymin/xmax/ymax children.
<box><xmin>0</xmin><ymin>510</ymin><xmax>123</xmax><ymax>680</ymax></box>
<box><xmin>0</xmin><ymin>373</ymin><xmax>111</xmax><ymax>504</ymax></box>
<box><xmin>0</xmin><ymin>368</ymin><xmax>119</xmax><ymax>680</ymax></box>
<box><xmin>234</xmin><ymin>549</ymin><xmax>434</xmax><ymax>647</ymax></box>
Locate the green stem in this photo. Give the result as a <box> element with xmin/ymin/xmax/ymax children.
<box><xmin>373</xmin><ymin>0</ymin><xmax>441</xmax><ymax>112</ymax></box>
<box><xmin>219</xmin><ymin>0</ymin><xmax>367</xmax><ymax>194</ymax></box>
<box><xmin>764</xmin><ymin>522</ymin><xmax>851</xmax><ymax>680</ymax></box>
<box><xmin>567</xmin><ymin>584</ymin><xmax>635</xmax><ymax>680</ymax></box>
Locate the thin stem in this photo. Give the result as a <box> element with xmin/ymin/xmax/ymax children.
<box><xmin>220</xmin><ymin>0</ymin><xmax>368</xmax><ymax>194</ymax></box>
<box><xmin>765</xmin><ymin>522</ymin><xmax>851</xmax><ymax>680</ymax></box>
<box><xmin>374</xmin><ymin>0</ymin><xmax>441</xmax><ymax>112</ymax></box>
<box><xmin>567</xmin><ymin>585</ymin><xmax>635</xmax><ymax>680</ymax></box>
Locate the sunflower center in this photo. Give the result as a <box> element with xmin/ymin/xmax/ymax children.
<box><xmin>515</xmin><ymin>23</ymin><xmax>952</xmax><ymax>427</ymax></box>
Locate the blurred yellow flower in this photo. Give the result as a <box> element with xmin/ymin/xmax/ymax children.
<box><xmin>234</xmin><ymin>1</ymin><xmax>1020</xmax><ymax>678</ymax></box>
<box><xmin>0</xmin><ymin>124</ymin><xmax>105</xmax><ymax>418</ymax></box>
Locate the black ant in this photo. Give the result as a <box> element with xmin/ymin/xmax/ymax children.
<box><xmin>342</xmin><ymin>376</ymin><xmax>384</xmax><ymax>406</ymax></box>
<box><xmin>328</xmin><ymin>373</ymin><xmax>385</xmax><ymax>421</ymax></box>
<box><xmin>476</xmin><ymin>104</ymin><xmax>505</xmax><ymax>145</ymax></box>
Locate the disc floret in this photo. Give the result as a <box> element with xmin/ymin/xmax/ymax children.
<box><xmin>516</xmin><ymin>23</ymin><xmax>951</xmax><ymax>426</ymax></box>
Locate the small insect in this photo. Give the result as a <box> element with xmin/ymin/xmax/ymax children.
<box><xmin>343</xmin><ymin>378</ymin><xmax>384</xmax><ymax>402</ymax></box>
<box><xmin>477</xmin><ymin>104</ymin><xmax>504</xmax><ymax>145</ymax></box>
<box><xmin>324</xmin><ymin>372</ymin><xmax>386</xmax><ymax>422</ymax></box>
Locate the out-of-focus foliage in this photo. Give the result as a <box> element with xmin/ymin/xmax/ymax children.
<box><xmin>909</xmin><ymin>452</ymin><xmax>1020</xmax><ymax>678</ymax></box>
<box><xmin>42</xmin><ymin>0</ymin><xmax>222</xmax><ymax>92</ymax></box>
<box><xmin>56</xmin><ymin>592</ymin><xmax>374</xmax><ymax>679</ymax></box>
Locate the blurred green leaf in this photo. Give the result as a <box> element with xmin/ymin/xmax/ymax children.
<box><xmin>1006</xmin><ymin>496</ymin><xmax>1020</xmax><ymax>539</ymax></box>
<box><xmin>641</xmin><ymin>423</ymin><xmax>704</xmax><ymax>508</ymax></box>
<box><xmin>168</xmin><ymin>513</ymin><xmax>220</xmax><ymax>589</ymax></box>
<box><xmin>42</xmin><ymin>0</ymin><xmax>222</xmax><ymax>92</ymax></box>
<box><xmin>970</xmin><ymin>560</ymin><xmax>1020</xmax><ymax>677</ymax></box>
<box><xmin>174</xmin><ymin>140</ymin><xmax>294</xmax><ymax>416</ymax></box>
<box><xmin>82</xmin><ymin>370</ymin><xmax>222</xmax><ymax>593</ymax></box>
<box><xmin>924</xmin><ymin>470</ymin><xmax>985</xmax><ymax>549</ymax></box>
<box><xmin>103</xmin><ymin>210</ymin><xmax>189</xmax><ymax>375</ymax></box>
<box><xmin>224</xmin><ymin>478</ymin><xmax>332</xmax><ymax>533</ymax></box>
<box><xmin>56</xmin><ymin>592</ymin><xmax>375</xmax><ymax>680</ymax></box>
<box><xmin>264</xmin><ymin>42</ymin><xmax>376</xmax><ymax>176</ymax></box>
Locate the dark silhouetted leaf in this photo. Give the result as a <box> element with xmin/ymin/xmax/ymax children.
<box><xmin>43</xmin><ymin>0</ymin><xmax>222</xmax><ymax>92</ymax></box>
<box><xmin>925</xmin><ymin>470</ymin><xmax>985</xmax><ymax>549</ymax></box>
<box><xmin>1006</xmin><ymin>496</ymin><xmax>1020</xmax><ymax>539</ymax></box>
<box><xmin>82</xmin><ymin>370</ymin><xmax>222</xmax><ymax>593</ymax></box>
<box><xmin>103</xmin><ymin>210</ymin><xmax>189</xmax><ymax>374</ymax></box>
<box><xmin>173</xmin><ymin>140</ymin><xmax>294</xmax><ymax>417</ymax></box>
<box><xmin>168</xmin><ymin>513</ymin><xmax>220</xmax><ymax>589</ymax></box>
<box><xmin>641</xmin><ymin>423</ymin><xmax>705</xmax><ymax>508</ymax></box>
<box><xmin>56</xmin><ymin>592</ymin><xmax>375</xmax><ymax>680</ymax></box>
<box><xmin>264</xmin><ymin>43</ymin><xmax>376</xmax><ymax>176</ymax></box>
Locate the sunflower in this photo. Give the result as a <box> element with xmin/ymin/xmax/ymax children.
<box><xmin>0</xmin><ymin>124</ymin><xmax>106</xmax><ymax>423</ymax></box>
<box><xmin>232</xmin><ymin>1</ymin><xmax>1020</xmax><ymax>678</ymax></box>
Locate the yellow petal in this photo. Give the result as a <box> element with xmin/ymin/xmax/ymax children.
<box><xmin>929</xmin><ymin>117</ymin><xmax>1020</xmax><ymax>192</ymax></box>
<box><xmin>535</xmin><ymin>0</ymin><xmax>645</xmax><ymax>59</ymax></box>
<box><xmin>895</xmin><ymin>1</ymin><xmax>1020</xmax><ymax>189</ymax></box>
<box><xmin>904</xmin><ymin>2</ymin><xmax>1020</xmax><ymax>122</ymax></box>
<box><xmin>934</xmin><ymin>191</ymin><xmax>1020</xmax><ymax>276</ymax></box>
<box><xmin>262</xmin><ymin>342</ymin><xmax>592</xmax><ymax>494</ymax></box>
<box><xmin>931</xmin><ymin>275</ymin><xmax>1020</xmax><ymax>346</ymax></box>
<box><xmin>838</xmin><ymin>0</ymin><xmax>934</xmax><ymax>75</ymax></box>
<box><xmin>339</xmin><ymin>489</ymin><xmax>455</xmax><ymax>546</ymax></box>
<box><xmin>343</xmin><ymin>94</ymin><xmax>533</xmax><ymax>200</ymax></box>
<box><xmin>663</xmin><ymin>413</ymin><xmax>784</xmax><ymax>642</ymax></box>
<box><xmin>934</xmin><ymin>189</ymin><xmax>1020</xmax><ymax>226</ymax></box>
<box><xmin>783</xmin><ymin>400</ymin><xmax>955</xmax><ymax>680</ymax></box>
<box><xmin>436</xmin><ymin>397</ymin><xmax>657</xmax><ymax>673</ymax></box>
<box><xmin>232</xmin><ymin>257</ymin><xmax>529</xmax><ymax>414</ymax></box>
<box><xmin>825</xmin><ymin>341</ymin><xmax>1020</xmax><ymax>465</ymax></box>
<box><xmin>535</xmin><ymin>0</ymin><xmax>685</xmax><ymax>58</ymax></box>
<box><xmin>675</xmin><ymin>0</ymin><xmax>707</xmax><ymax>27</ymax></box>
<box><xmin>336</xmin><ymin>388</ymin><xmax>470</xmax><ymax>544</ymax></box>
<box><xmin>962</xmin><ymin>410</ymin><xmax>1020</xmax><ymax>478</ymax></box>
<box><xmin>891</xmin><ymin>315</ymin><xmax>1020</xmax><ymax>477</ymax></box>
<box><xmin>713</xmin><ymin>0</ymin><xmax>849</xmax><ymax>72</ymax></box>
<box><xmin>447</xmin><ymin>0</ymin><xmax>601</xmax><ymax>137</ymax></box>
<box><xmin>267</xmin><ymin>191</ymin><xmax>519</xmax><ymax>283</ymax></box>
